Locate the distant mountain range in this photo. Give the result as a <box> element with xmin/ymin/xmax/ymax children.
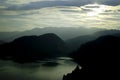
<box><xmin>0</xmin><ymin>27</ymin><xmax>102</xmax><ymax>42</ymax></box>
<box><xmin>0</xmin><ymin>28</ymin><xmax>120</xmax><ymax>63</ymax></box>
<box><xmin>0</xmin><ymin>33</ymin><xmax>68</xmax><ymax>63</ymax></box>
<box><xmin>66</xmin><ymin>30</ymin><xmax>120</xmax><ymax>52</ymax></box>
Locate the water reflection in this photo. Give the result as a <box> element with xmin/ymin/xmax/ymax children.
<box><xmin>0</xmin><ymin>57</ymin><xmax>77</xmax><ymax>80</ymax></box>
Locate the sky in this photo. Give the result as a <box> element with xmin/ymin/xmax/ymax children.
<box><xmin>0</xmin><ymin>0</ymin><xmax>120</xmax><ymax>32</ymax></box>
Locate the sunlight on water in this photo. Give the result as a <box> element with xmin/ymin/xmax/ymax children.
<box><xmin>0</xmin><ymin>57</ymin><xmax>77</xmax><ymax>80</ymax></box>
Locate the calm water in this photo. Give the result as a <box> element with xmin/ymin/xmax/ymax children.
<box><xmin>0</xmin><ymin>57</ymin><xmax>77</xmax><ymax>80</ymax></box>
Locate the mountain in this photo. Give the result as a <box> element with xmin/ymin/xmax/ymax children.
<box><xmin>0</xmin><ymin>27</ymin><xmax>102</xmax><ymax>42</ymax></box>
<box><xmin>0</xmin><ymin>33</ymin><xmax>68</xmax><ymax>63</ymax></box>
<box><xmin>69</xmin><ymin>35</ymin><xmax>120</xmax><ymax>80</ymax></box>
<box><xmin>73</xmin><ymin>35</ymin><xmax>120</xmax><ymax>66</ymax></box>
<box><xmin>66</xmin><ymin>30</ymin><xmax>120</xmax><ymax>52</ymax></box>
<box><xmin>0</xmin><ymin>40</ymin><xmax>5</xmax><ymax>45</ymax></box>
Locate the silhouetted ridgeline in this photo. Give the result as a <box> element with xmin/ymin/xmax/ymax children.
<box><xmin>0</xmin><ymin>33</ymin><xmax>68</xmax><ymax>63</ymax></box>
<box><xmin>0</xmin><ymin>40</ymin><xmax>5</xmax><ymax>45</ymax></box>
<box><xmin>63</xmin><ymin>35</ymin><xmax>120</xmax><ymax>80</ymax></box>
<box><xmin>66</xmin><ymin>30</ymin><xmax>120</xmax><ymax>52</ymax></box>
<box><xmin>0</xmin><ymin>27</ymin><xmax>101</xmax><ymax>42</ymax></box>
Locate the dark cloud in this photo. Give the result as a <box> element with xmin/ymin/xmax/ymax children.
<box><xmin>97</xmin><ymin>0</ymin><xmax>120</xmax><ymax>6</ymax></box>
<box><xmin>5</xmin><ymin>0</ymin><xmax>120</xmax><ymax>10</ymax></box>
<box><xmin>6</xmin><ymin>1</ymin><xmax>94</xmax><ymax>10</ymax></box>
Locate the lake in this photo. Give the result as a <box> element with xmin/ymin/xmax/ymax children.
<box><xmin>0</xmin><ymin>57</ymin><xmax>77</xmax><ymax>80</ymax></box>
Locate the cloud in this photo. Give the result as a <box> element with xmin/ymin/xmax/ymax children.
<box><xmin>6</xmin><ymin>1</ymin><xmax>93</xmax><ymax>10</ymax></box>
<box><xmin>0</xmin><ymin>5</ymin><xmax>120</xmax><ymax>31</ymax></box>
<box><xmin>1</xmin><ymin>0</ymin><xmax>120</xmax><ymax>11</ymax></box>
<box><xmin>0</xmin><ymin>6</ymin><xmax>7</xmax><ymax>9</ymax></box>
<box><xmin>80</xmin><ymin>4</ymin><xmax>120</xmax><ymax>13</ymax></box>
<box><xmin>1</xmin><ymin>0</ymin><xmax>43</xmax><ymax>5</ymax></box>
<box><xmin>0</xmin><ymin>1</ymin><xmax>120</xmax><ymax>31</ymax></box>
<box><xmin>96</xmin><ymin>0</ymin><xmax>120</xmax><ymax>6</ymax></box>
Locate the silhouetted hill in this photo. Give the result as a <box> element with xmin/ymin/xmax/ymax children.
<box><xmin>66</xmin><ymin>30</ymin><xmax>120</xmax><ymax>52</ymax></box>
<box><xmin>0</xmin><ymin>27</ymin><xmax>102</xmax><ymax>42</ymax></box>
<box><xmin>0</xmin><ymin>33</ymin><xmax>68</xmax><ymax>63</ymax></box>
<box><xmin>66</xmin><ymin>35</ymin><xmax>120</xmax><ymax>80</ymax></box>
<box><xmin>72</xmin><ymin>35</ymin><xmax>120</xmax><ymax>64</ymax></box>
<box><xmin>0</xmin><ymin>40</ymin><xmax>5</xmax><ymax>45</ymax></box>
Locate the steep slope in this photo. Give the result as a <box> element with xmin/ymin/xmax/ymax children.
<box><xmin>0</xmin><ymin>33</ymin><xmax>67</xmax><ymax>63</ymax></box>
<box><xmin>68</xmin><ymin>35</ymin><xmax>120</xmax><ymax>80</ymax></box>
<box><xmin>0</xmin><ymin>40</ymin><xmax>5</xmax><ymax>45</ymax></box>
<box><xmin>66</xmin><ymin>30</ymin><xmax>120</xmax><ymax>52</ymax></box>
<box><xmin>63</xmin><ymin>36</ymin><xmax>120</xmax><ymax>80</ymax></box>
<box><xmin>73</xmin><ymin>35</ymin><xmax>120</xmax><ymax>66</ymax></box>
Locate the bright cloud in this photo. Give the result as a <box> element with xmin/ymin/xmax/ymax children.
<box><xmin>0</xmin><ymin>1</ymin><xmax>120</xmax><ymax>31</ymax></box>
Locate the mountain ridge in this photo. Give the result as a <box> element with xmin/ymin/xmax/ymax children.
<box><xmin>66</xmin><ymin>30</ymin><xmax>120</xmax><ymax>52</ymax></box>
<box><xmin>0</xmin><ymin>27</ymin><xmax>102</xmax><ymax>42</ymax></box>
<box><xmin>64</xmin><ymin>35</ymin><xmax>120</xmax><ymax>80</ymax></box>
<box><xmin>0</xmin><ymin>33</ymin><xmax>68</xmax><ymax>63</ymax></box>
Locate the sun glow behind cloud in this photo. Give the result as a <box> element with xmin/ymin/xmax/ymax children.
<box><xmin>83</xmin><ymin>3</ymin><xmax>105</xmax><ymax>16</ymax></box>
<box><xmin>0</xmin><ymin>1</ymin><xmax>120</xmax><ymax>31</ymax></box>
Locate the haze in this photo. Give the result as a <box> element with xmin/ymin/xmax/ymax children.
<box><xmin>0</xmin><ymin>0</ymin><xmax>120</xmax><ymax>32</ymax></box>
